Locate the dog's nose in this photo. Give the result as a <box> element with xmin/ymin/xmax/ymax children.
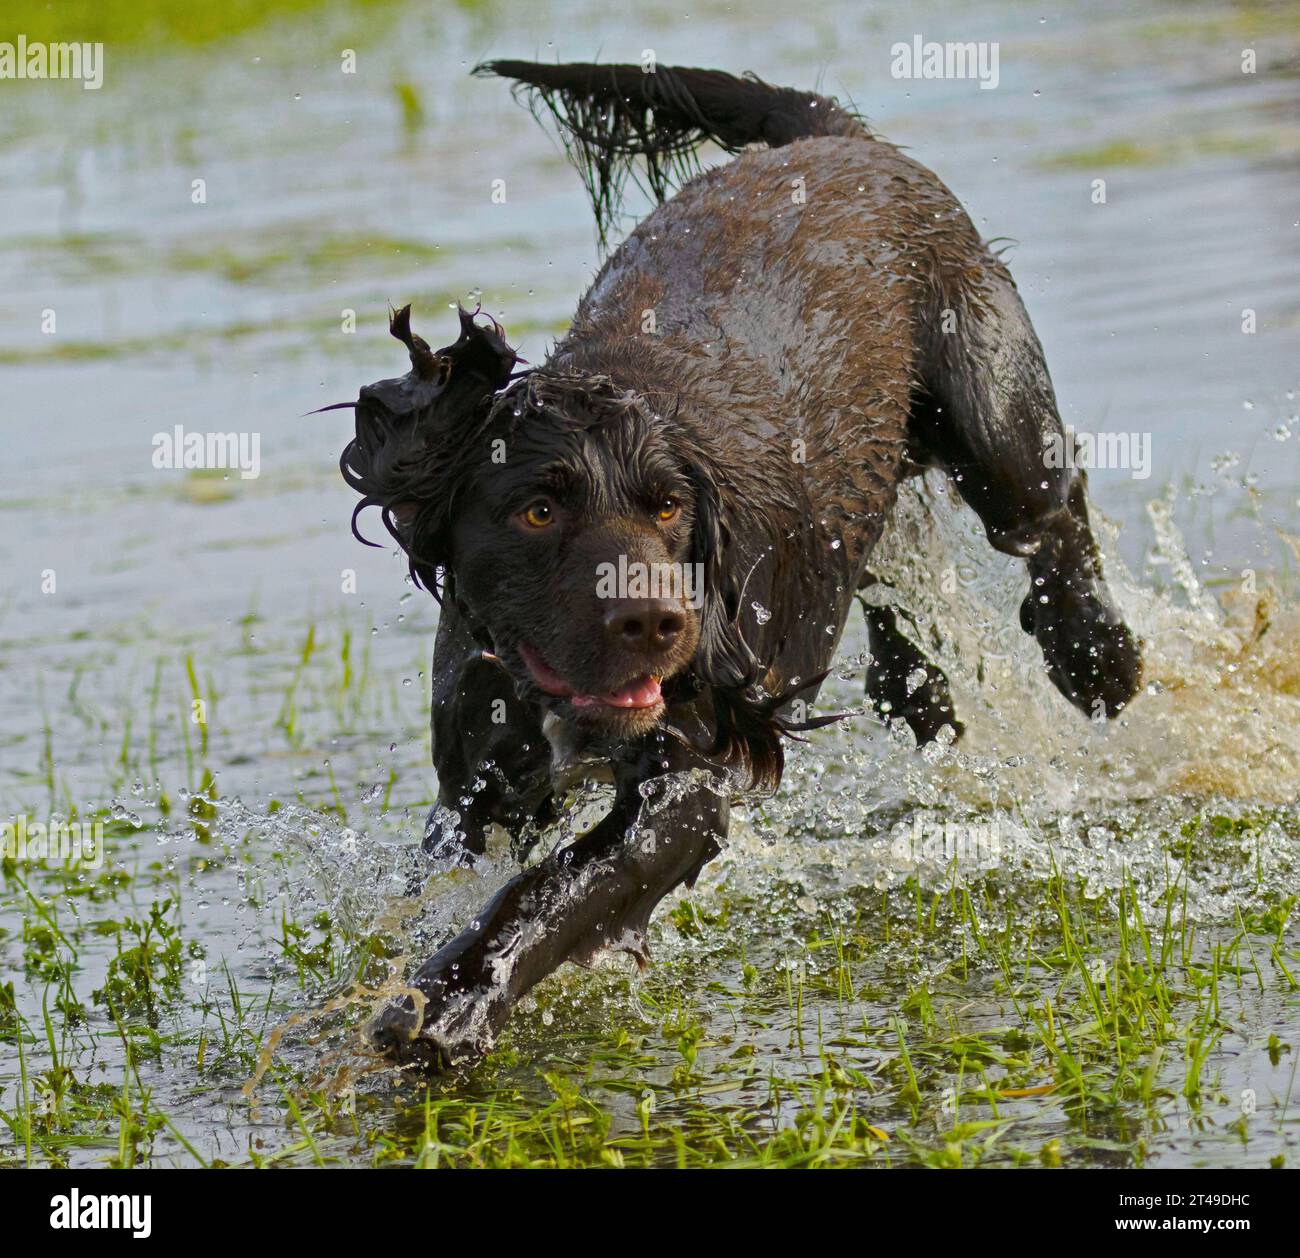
<box><xmin>603</xmin><ymin>599</ymin><xmax>686</xmax><ymax>654</ymax></box>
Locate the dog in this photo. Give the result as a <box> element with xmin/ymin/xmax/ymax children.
<box><xmin>339</xmin><ymin>62</ymin><xmax>1142</xmax><ymax>1066</ymax></box>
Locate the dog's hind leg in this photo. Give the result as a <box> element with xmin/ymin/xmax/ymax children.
<box><xmin>910</xmin><ymin>260</ymin><xmax>1142</xmax><ymax>719</ymax></box>
<box><xmin>858</xmin><ymin>572</ymin><xmax>962</xmax><ymax>745</ymax></box>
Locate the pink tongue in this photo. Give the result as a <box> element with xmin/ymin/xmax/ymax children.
<box><xmin>572</xmin><ymin>675</ymin><xmax>663</xmax><ymax>710</ymax></box>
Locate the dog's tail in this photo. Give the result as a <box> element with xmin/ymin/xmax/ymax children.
<box><xmin>473</xmin><ymin>60</ymin><xmax>866</xmax><ymax>244</ymax></box>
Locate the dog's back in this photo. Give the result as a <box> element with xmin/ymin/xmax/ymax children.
<box><xmin>563</xmin><ymin>137</ymin><xmax>981</xmax><ymax>566</ymax></box>
<box><xmin>482</xmin><ymin>61</ymin><xmax>1024</xmax><ymax>577</ymax></box>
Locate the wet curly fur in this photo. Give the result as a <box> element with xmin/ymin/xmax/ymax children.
<box><xmin>341</xmin><ymin>310</ymin><xmax>836</xmax><ymax>791</ymax></box>
<box><xmin>341</xmin><ymin>61</ymin><xmax>1142</xmax><ymax>1067</ymax></box>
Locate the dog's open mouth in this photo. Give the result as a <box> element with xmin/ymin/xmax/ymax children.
<box><xmin>517</xmin><ymin>642</ymin><xmax>663</xmax><ymax>711</ymax></box>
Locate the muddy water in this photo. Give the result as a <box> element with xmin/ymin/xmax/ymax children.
<box><xmin>1</xmin><ymin>0</ymin><xmax>1298</xmax><ymax>1167</ymax></box>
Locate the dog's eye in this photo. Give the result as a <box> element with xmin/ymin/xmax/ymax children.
<box><xmin>520</xmin><ymin>501</ymin><xmax>555</xmax><ymax>529</ymax></box>
<box><xmin>656</xmin><ymin>497</ymin><xmax>681</xmax><ymax>523</ymax></box>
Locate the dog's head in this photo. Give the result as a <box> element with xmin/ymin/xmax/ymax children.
<box><xmin>341</xmin><ymin>307</ymin><xmax>788</xmax><ymax>784</ymax></box>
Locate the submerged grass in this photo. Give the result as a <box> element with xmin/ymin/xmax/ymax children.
<box><xmin>2</xmin><ymin>0</ymin><xmax>1298</xmax><ymax>1171</ymax></box>
<box><xmin>1</xmin><ymin>601</ymin><xmax>1296</xmax><ymax>1167</ymax></box>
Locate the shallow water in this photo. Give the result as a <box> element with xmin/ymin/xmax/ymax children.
<box><xmin>1</xmin><ymin>0</ymin><xmax>1298</xmax><ymax>1168</ymax></box>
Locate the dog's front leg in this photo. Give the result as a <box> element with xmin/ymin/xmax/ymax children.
<box><xmin>424</xmin><ymin>608</ymin><xmax>552</xmax><ymax>861</ymax></box>
<box><xmin>370</xmin><ymin>739</ymin><xmax>728</xmax><ymax>1068</ymax></box>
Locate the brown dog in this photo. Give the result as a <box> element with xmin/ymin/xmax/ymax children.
<box><xmin>341</xmin><ymin>63</ymin><xmax>1141</xmax><ymax>1066</ymax></box>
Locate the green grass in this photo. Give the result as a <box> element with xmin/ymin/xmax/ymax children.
<box><xmin>5</xmin><ymin>0</ymin><xmax>405</xmax><ymax>48</ymax></box>
<box><xmin>1</xmin><ymin>598</ymin><xmax>1297</xmax><ymax>1169</ymax></box>
<box><xmin>1038</xmin><ymin>130</ymin><xmax>1298</xmax><ymax>172</ymax></box>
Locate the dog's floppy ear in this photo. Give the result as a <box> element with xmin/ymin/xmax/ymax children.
<box><xmin>684</xmin><ymin>462</ymin><xmax>789</xmax><ymax>790</ymax></box>
<box><xmin>338</xmin><ymin>305</ymin><xmax>519</xmax><ymax>590</ymax></box>
<box><xmin>382</xmin><ymin>303</ymin><xmax>518</xmax><ymax>415</ymax></box>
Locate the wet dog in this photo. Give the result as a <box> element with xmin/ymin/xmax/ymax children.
<box><xmin>340</xmin><ymin>62</ymin><xmax>1142</xmax><ymax>1066</ymax></box>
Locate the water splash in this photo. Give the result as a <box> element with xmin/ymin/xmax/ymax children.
<box><xmin>216</xmin><ymin>471</ymin><xmax>1299</xmax><ymax>1088</ymax></box>
<box><xmin>714</xmin><ymin>469</ymin><xmax>1300</xmax><ymax>939</ymax></box>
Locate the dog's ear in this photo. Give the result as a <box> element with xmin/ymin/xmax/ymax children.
<box><xmin>383</xmin><ymin>303</ymin><xmax>519</xmax><ymax>416</ymax></box>
<box><xmin>684</xmin><ymin>462</ymin><xmax>786</xmax><ymax>790</ymax></box>
<box><xmin>339</xmin><ymin>306</ymin><xmax>519</xmax><ymax>589</ymax></box>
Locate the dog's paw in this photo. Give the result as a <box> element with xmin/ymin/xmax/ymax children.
<box><xmin>366</xmin><ymin>917</ymin><xmax>519</xmax><ymax>1072</ymax></box>
<box><xmin>871</xmin><ymin>684</ymin><xmax>964</xmax><ymax>746</ymax></box>
<box><xmin>866</xmin><ymin>658</ymin><xmax>963</xmax><ymax>746</ymax></box>
<box><xmin>1021</xmin><ymin>581</ymin><xmax>1142</xmax><ymax>718</ymax></box>
<box><xmin>366</xmin><ymin>997</ymin><xmax>448</xmax><ymax>1068</ymax></box>
<box><xmin>366</xmin><ymin>979</ymin><xmax>502</xmax><ymax>1072</ymax></box>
